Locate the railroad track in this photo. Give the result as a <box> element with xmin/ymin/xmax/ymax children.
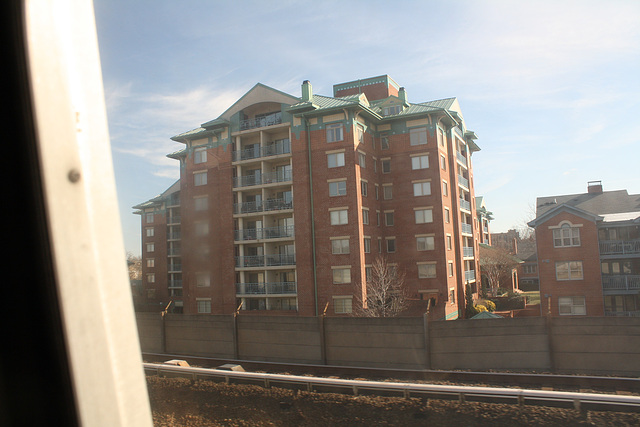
<box><xmin>143</xmin><ymin>362</ymin><xmax>640</xmax><ymax>413</ymax></box>
<box><xmin>142</xmin><ymin>352</ymin><xmax>640</xmax><ymax>393</ymax></box>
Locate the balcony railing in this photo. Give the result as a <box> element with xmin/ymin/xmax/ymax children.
<box><xmin>465</xmin><ymin>270</ymin><xmax>476</xmax><ymax>282</ymax></box>
<box><xmin>459</xmin><ymin>199</ymin><xmax>471</xmax><ymax>212</ymax></box>
<box><xmin>232</xmin><ymin>139</ymin><xmax>291</xmax><ymax>162</ymax></box>
<box><xmin>605</xmin><ymin>311</ymin><xmax>640</xmax><ymax>317</ymax></box>
<box><xmin>168</xmin><ymin>264</ymin><xmax>182</xmax><ymax>272</ymax></box>
<box><xmin>235</xmin><ymin>253</ymin><xmax>296</xmax><ymax>268</ymax></box>
<box><xmin>458</xmin><ymin>175</ymin><xmax>469</xmax><ymax>189</ymax></box>
<box><xmin>233</xmin><ymin>170</ymin><xmax>292</xmax><ymax>188</ymax></box>
<box><xmin>233</xmin><ymin>197</ymin><xmax>293</xmax><ymax>215</ymax></box>
<box><xmin>599</xmin><ymin>239</ymin><xmax>640</xmax><ymax>256</ymax></box>
<box><xmin>235</xmin><ymin>282</ymin><xmax>297</xmax><ymax>295</ymax></box>
<box><xmin>168</xmin><ymin>280</ymin><xmax>182</xmax><ymax>288</ymax></box>
<box><xmin>235</xmin><ymin>225</ymin><xmax>294</xmax><ymax>241</ymax></box>
<box><xmin>463</xmin><ymin>246</ymin><xmax>474</xmax><ymax>258</ymax></box>
<box><xmin>168</xmin><ymin>231</ymin><xmax>181</xmax><ymax>240</ymax></box>
<box><xmin>461</xmin><ymin>223</ymin><xmax>473</xmax><ymax>235</ymax></box>
<box><xmin>168</xmin><ymin>248</ymin><xmax>181</xmax><ymax>256</ymax></box>
<box><xmin>239</xmin><ymin>111</ymin><xmax>282</xmax><ymax>131</ymax></box>
<box><xmin>602</xmin><ymin>275</ymin><xmax>640</xmax><ymax>290</ymax></box>
<box><xmin>456</xmin><ymin>151</ymin><xmax>467</xmax><ymax>166</ymax></box>
<box><xmin>167</xmin><ymin>215</ymin><xmax>181</xmax><ymax>224</ymax></box>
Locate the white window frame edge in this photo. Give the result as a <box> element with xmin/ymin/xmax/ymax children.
<box><xmin>25</xmin><ymin>2</ymin><xmax>153</xmax><ymax>425</ymax></box>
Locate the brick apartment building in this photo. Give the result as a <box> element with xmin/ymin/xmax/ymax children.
<box><xmin>134</xmin><ymin>75</ymin><xmax>483</xmax><ymax>320</ymax></box>
<box><xmin>528</xmin><ymin>181</ymin><xmax>640</xmax><ymax>317</ymax></box>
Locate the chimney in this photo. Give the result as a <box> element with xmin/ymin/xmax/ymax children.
<box><xmin>301</xmin><ymin>80</ymin><xmax>312</xmax><ymax>102</ymax></box>
<box><xmin>587</xmin><ymin>180</ymin><xmax>603</xmax><ymax>194</ymax></box>
<box><xmin>398</xmin><ymin>87</ymin><xmax>407</xmax><ymax>104</ymax></box>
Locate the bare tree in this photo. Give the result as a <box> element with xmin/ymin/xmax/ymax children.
<box><xmin>126</xmin><ymin>252</ymin><xmax>142</xmax><ymax>281</ymax></box>
<box><xmin>513</xmin><ymin>201</ymin><xmax>537</xmax><ymax>240</ymax></box>
<box><xmin>479</xmin><ymin>245</ymin><xmax>520</xmax><ymax>297</ymax></box>
<box><xmin>353</xmin><ymin>257</ymin><xmax>408</xmax><ymax>317</ymax></box>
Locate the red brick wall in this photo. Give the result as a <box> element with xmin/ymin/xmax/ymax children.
<box><xmin>534</xmin><ymin>211</ymin><xmax>604</xmax><ymax>316</ymax></box>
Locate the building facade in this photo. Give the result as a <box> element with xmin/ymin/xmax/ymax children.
<box><xmin>134</xmin><ymin>75</ymin><xmax>483</xmax><ymax>320</ymax></box>
<box><xmin>528</xmin><ymin>181</ymin><xmax>640</xmax><ymax>317</ymax></box>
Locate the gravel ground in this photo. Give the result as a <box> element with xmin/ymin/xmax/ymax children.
<box><xmin>147</xmin><ymin>376</ymin><xmax>640</xmax><ymax>426</ymax></box>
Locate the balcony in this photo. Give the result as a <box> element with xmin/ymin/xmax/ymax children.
<box><xmin>602</xmin><ymin>275</ymin><xmax>640</xmax><ymax>291</ymax></box>
<box><xmin>232</xmin><ymin>139</ymin><xmax>291</xmax><ymax>162</ymax></box>
<box><xmin>599</xmin><ymin>239</ymin><xmax>640</xmax><ymax>256</ymax></box>
<box><xmin>168</xmin><ymin>231</ymin><xmax>181</xmax><ymax>240</ymax></box>
<box><xmin>168</xmin><ymin>280</ymin><xmax>182</xmax><ymax>288</ymax></box>
<box><xmin>235</xmin><ymin>225</ymin><xmax>294</xmax><ymax>241</ymax></box>
<box><xmin>465</xmin><ymin>270</ymin><xmax>476</xmax><ymax>282</ymax></box>
<box><xmin>240</xmin><ymin>111</ymin><xmax>282</xmax><ymax>131</ymax></box>
<box><xmin>235</xmin><ymin>253</ymin><xmax>296</xmax><ymax>268</ymax></box>
<box><xmin>233</xmin><ymin>169</ymin><xmax>292</xmax><ymax>188</ymax></box>
<box><xmin>233</xmin><ymin>197</ymin><xmax>293</xmax><ymax>215</ymax></box>
<box><xmin>458</xmin><ymin>175</ymin><xmax>469</xmax><ymax>189</ymax></box>
<box><xmin>463</xmin><ymin>246</ymin><xmax>474</xmax><ymax>258</ymax></box>
<box><xmin>456</xmin><ymin>151</ymin><xmax>468</xmax><ymax>167</ymax></box>
<box><xmin>459</xmin><ymin>199</ymin><xmax>471</xmax><ymax>212</ymax></box>
<box><xmin>460</xmin><ymin>223</ymin><xmax>473</xmax><ymax>235</ymax></box>
<box><xmin>235</xmin><ymin>282</ymin><xmax>297</xmax><ymax>295</ymax></box>
<box><xmin>168</xmin><ymin>263</ymin><xmax>182</xmax><ymax>272</ymax></box>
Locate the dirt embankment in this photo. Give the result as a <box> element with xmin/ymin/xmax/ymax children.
<box><xmin>147</xmin><ymin>376</ymin><xmax>640</xmax><ymax>426</ymax></box>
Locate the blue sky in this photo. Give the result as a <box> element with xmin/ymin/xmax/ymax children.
<box><xmin>93</xmin><ymin>0</ymin><xmax>640</xmax><ymax>256</ymax></box>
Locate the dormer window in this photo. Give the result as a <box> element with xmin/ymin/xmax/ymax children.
<box><xmin>382</xmin><ymin>105</ymin><xmax>403</xmax><ymax>116</ymax></box>
<box><xmin>553</xmin><ymin>223</ymin><xmax>581</xmax><ymax>247</ymax></box>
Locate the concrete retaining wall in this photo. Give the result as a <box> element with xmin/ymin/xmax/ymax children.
<box><xmin>135</xmin><ymin>313</ymin><xmax>640</xmax><ymax>376</ymax></box>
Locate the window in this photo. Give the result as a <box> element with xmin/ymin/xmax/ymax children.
<box><xmin>358</xmin><ymin>151</ymin><xmax>366</xmax><ymax>167</ymax></box>
<box><xmin>194</xmin><ymin>171</ymin><xmax>207</xmax><ymax>186</ymax></box>
<box><xmin>446</xmin><ymin>235</ymin><xmax>452</xmax><ymax>250</ymax></box>
<box><xmin>553</xmin><ymin>223</ymin><xmax>581</xmax><ymax>247</ymax></box>
<box><xmin>386</xmin><ymin>238</ymin><xmax>396</xmax><ymax>253</ymax></box>
<box><xmin>381</xmin><ymin>158</ymin><xmax>391</xmax><ymax>173</ymax></box>
<box><xmin>444</xmin><ymin>207</ymin><xmax>450</xmax><ymax>223</ymax></box>
<box><xmin>413</xmin><ymin>181</ymin><xmax>431</xmax><ymax>196</ymax></box>
<box><xmin>418</xmin><ymin>263</ymin><xmax>436</xmax><ymax>278</ymax></box>
<box><xmin>329</xmin><ymin>180</ymin><xmax>347</xmax><ymax>196</ymax></box>
<box><xmin>415</xmin><ymin>208</ymin><xmax>433</xmax><ymax>224</ymax></box>
<box><xmin>326</xmin><ymin>123</ymin><xmax>343</xmax><ymax>142</ymax></box>
<box><xmin>194</xmin><ymin>147</ymin><xmax>207</xmax><ymax>164</ymax></box>
<box><xmin>411</xmin><ymin>154</ymin><xmax>429</xmax><ymax>170</ymax></box>
<box><xmin>410</xmin><ymin>127</ymin><xmax>427</xmax><ymax>146</ymax></box>
<box><xmin>327</xmin><ymin>151</ymin><xmax>345</xmax><ymax>168</ymax></box>
<box><xmin>194</xmin><ymin>196</ymin><xmax>208</xmax><ymax>211</ymax></box>
<box><xmin>440</xmin><ymin>154</ymin><xmax>447</xmax><ymax>170</ymax></box>
<box><xmin>383</xmin><ymin>105</ymin><xmax>402</xmax><ymax>116</ymax></box>
<box><xmin>332</xmin><ymin>267</ymin><xmax>351</xmax><ymax>284</ymax></box>
<box><xmin>147</xmin><ymin>273</ymin><xmax>155</xmax><ymax>283</ymax></box>
<box><xmin>146</xmin><ymin>258</ymin><xmax>154</xmax><ymax>268</ymax></box>
<box><xmin>381</xmin><ymin>135</ymin><xmax>390</xmax><ymax>150</ymax></box>
<box><xmin>523</xmin><ymin>264</ymin><xmax>537</xmax><ymax>274</ymax></box>
<box><xmin>196</xmin><ymin>272</ymin><xmax>210</xmax><ymax>287</ymax></box>
<box><xmin>375</xmin><ymin>184</ymin><xmax>379</xmax><ymax>200</ymax></box>
<box><xmin>145</xmin><ymin>227</ymin><xmax>154</xmax><ymax>237</ymax></box>
<box><xmin>362</xmin><ymin>208</ymin><xmax>369</xmax><ymax>225</ymax></box>
<box><xmin>558</xmin><ymin>296</ymin><xmax>586</xmax><ymax>315</ymax></box>
<box><xmin>385</xmin><ymin>211</ymin><xmax>394</xmax><ymax>226</ymax></box>
<box><xmin>145</xmin><ymin>213</ymin><xmax>154</xmax><ymax>223</ymax></box>
<box><xmin>383</xmin><ymin>184</ymin><xmax>393</xmax><ymax>200</ymax></box>
<box><xmin>146</xmin><ymin>243</ymin><xmax>155</xmax><ymax>253</ymax></box>
<box><xmin>450</xmin><ymin>288</ymin><xmax>456</xmax><ymax>304</ymax></box>
<box><xmin>417</xmin><ymin>235</ymin><xmax>435</xmax><ymax>251</ymax></box>
<box><xmin>376</xmin><ymin>211</ymin><xmax>381</xmax><ymax>226</ymax></box>
<box><xmin>334</xmin><ymin>296</ymin><xmax>353</xmax><ymax>314</ymax></box>
<box><xmin>197</xmin><ymin>299</ymin><xmax>212</xmax><ymax>314</ymax></box>
<box><xmin>365</xmin><ymin>266</ymin><xmax>372</xmax><ymax>282</ymax></box>
<box><xmin>448</xmin><ymin>262</ymin><xmax>454</xmax><ymax>277</ymax></box>
<box><xmin>361</xmin><ymin>180</ymin><xmax>368</xmax><ymax>196</ymax></box>
<box><xmin>331</xmin><ymin>238</ymin><xmax>350</xmax><ymax>255</ymax></box>
<box><xmin>195</xmin><ymin>221</ymin><xmax>209</xmax><ymax>236</ymax></box>
<box><xmin>442</xmin><ymin>181</ymin><xmax>448</xmax><ymax>196</ymax></box>
<box><xmin>437</xmin><ymin>127</ymin><xmax>445</xmax><ymax>147</ymax></box>
<box><xmin>363</xmin><ymin>237</ymin><xmax>371</xmax><ymax>253</ymax></box>
<box><xmin>356</xmin><ymin>125</ymin><xmax>364</xmax><ymax>144</ymax></box>
<box><xmin>556</xmin><ymin>261</ymin><xmax>584</xmax><ymax>280</ymax></box>
<box><xmin>330</xmin><ymin>209</ymin><xmax>348</xmax><ymax>225</ymax></box>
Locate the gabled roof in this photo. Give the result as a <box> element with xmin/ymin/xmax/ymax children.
<box><xmin>132</xmin><ymin>180</ymin><xmax>180</xmax><ymax>211</ymax></box>
<box><xmin>528</xmin><ymin>203</ymin><xmax>603</xmax><ymax>228</ymax></box>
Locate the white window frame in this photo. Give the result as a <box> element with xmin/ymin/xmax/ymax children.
<box><xmin>331</xmin><ymin>238</ymin><xmax>350</xmax><ymax>255</ymax></box>
<box><xmin>333</xmin><ymin>296</ymin><xmax>353</xmax><ymax>314</ymax></box>
<box><xmin>415</xmin><ymin>208</ymin><xmax>433</xmax><ymax>224</ymax></box>
<box><xmin>330</xmin><ymin>209</ymin><xmax>348</xmax><ymax>225</ymax></box>
<box><xmin>413</xmin><ymin>180</ymin><xmax>431</xmax><ymax>197</ymax></box>
<box><xmin>196</xmin><ymin>272</ymin><xmax>210</xmax><ymax>287</ymax></box>
<box><xmin>194</xmin><ymin>147</ymin><xmax>207</xmax><ymax>164</ymax></box>
<box><xmin>145</xmin><ymin>227</ymin><xmax>154</xmax><ymax>237</ymax></box>
<box><xmin>332</xmin><ymin>266</ymin><xmax>351</xmax><ymax>284</ymax></box>
<box><xmin>194</xmin><ymin>196</ymin><xmax>209</xmax><ymax>211</ymax></box>
<box><xmin>196</xmin><ymin>298</ymin><xmax>212</xmax><ymax>314</ymax></box>
<box><xmin>418</xmin><ymin>263</ymin><xmax>437</xmax><ymax>279</ymax></box>
<box><xmin>555</xmin><ymin>261</ymin><xmax>584</xmax><ymax>280</ymax></box>
<box><xmin>553</xmin><ymin>223</ymin><xmax>581</xmax><ymax>247</ymax></box>
<box><xmin>329</xmin><ymin>180</ymin><xmax>347</xmax><ymax>197</ymax></box>
<box><xmin>558</xmin><ymin>296</ymin><xmax>586</xmax><ymax>315</ymax></box>
<box><xmin>386</xmin><ymin>237</ymin><xmax>396</xmax><ymax>253</ymax></box>
<box><xmin>381</xmin><ymin>158</ymin><xmax>391</xmax><ymax>174</ymax></box>
<box><xmin>327</xmin><ymin>151</ymin><xmax>345</xmax><ymax>168</ymax></box>
<box><xmin>383</xmin><ymin>184</ymin><xmax>393</xmax><ymax>200</ymax></box>
<box><xmin>326</xmin><ymin>123</ymin><xmax>344</xmax><ymax>142</ymax></box>
<box><xmin>410</xmin><ymin>127</ymin><xmax>428</xmax><ymax>146</ymax></box>
<box><xmin>194</xmin><ymin>171</ymin><xmax>207</xmax><ymax>186</ymax></box>
<box><xmin>416</xmin><ymin>235</ymin><xmax>435</xmax><ymax>251</ymax></box>
<box><xmin>411</xmin><ymin>154</ymin><xmax>429</xmax><ymax>170</ymax></box>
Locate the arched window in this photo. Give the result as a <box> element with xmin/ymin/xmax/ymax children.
<box><xmin>553</xmin><ymin>223</ymin><xmax>581</xmax><ymax>247</ymax></box>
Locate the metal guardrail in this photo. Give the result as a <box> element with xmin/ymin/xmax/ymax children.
<box><xmin>602</xmin><ymin>275</ymin><xmax>640</xmax><ymax>290</ymax></box>
<box><xmin>599</xmin><ymin>239</ymin><xmax>640</xmax><ymax>255</ymax></box>
<box><xmin>143</xmin><ymin>363</ymin><xmax>640</xmax><ymax>412</ymax></box>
